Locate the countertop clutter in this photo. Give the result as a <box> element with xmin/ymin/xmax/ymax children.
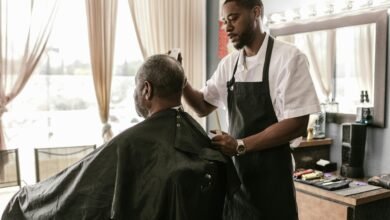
<box><xmin>292</xmin><ymin>138</ymin><xmax>390</xmax><ymax>220</ymax></box>
<box><xmin>368</xmin><ymin>174</ymin><xmax>390</xmax><ymax>189</ymax></box>
<box><xmin>296</xmin><ymin>170</ymin><xmax>346</xmax><ymax>189</ymax></box>
<box><xmin>293</xmin><ymin>168</ymin><xmax>390</xmax><ymax>220</ymax></box>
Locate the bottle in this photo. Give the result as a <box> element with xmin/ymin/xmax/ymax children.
<box><xmin>313</xmin><ymin>103</ymin><xmax>326</xmax><ymax>139</ymax></box>
<box><xmin>328</xmin><ymin>98</ymin><xmax>339</xmax><ymax>113</ymax></box>
<box><xmin>364</xmin><ymin>90</ymin><xmax>369</xmax><ymax>103</ymax></box>
<box><xmin>361</xmin><ymin>90</ymin><xmax>365</xmax><ymax>104</ymax></box>
<box><xmin>356</xmin><ymin>90</ymin><xmax>372</xmax><ymax>125</ymax></box>
<box><xmin>362</xmin><ymin>90</ymin><xmax>372</xmax><ymax>124</ymax></box>
<box><xmin>307</xmin><ymin>127</ymin><xmax>314</xmax><ymax>141</ymax></box>
<box><xmin>356</xmin><ymin>91</ymin><xmax>365</xmax><ymax>123</ymax></box>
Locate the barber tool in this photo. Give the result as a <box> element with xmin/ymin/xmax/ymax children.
<box><xmin>293</xmin><ymin>169</ymin><xmax>314</xmax><ymax>179</ymax></box>
<box><xmin>302</xmin><ymin>171</ymin><xmax>323</xmax><ymax>181</ymax></box>
<box><xmin>319</xmin><ymin>179</ymin><xmax>352</xmax><ymax>191</ymax></box>
<box><xmin>214</xmin><ymin>110</ymin><xmax>222</xmax><ymax>135</ymax></box>
<box><xmin>315</xmin><ymin>159</ymin><xmax>337</xmax><ymax>172</ymax></box>
<box><xmin>169</xmin><ymin>48</ymin><xmax>181</xmax><ymax>60</ymax></box>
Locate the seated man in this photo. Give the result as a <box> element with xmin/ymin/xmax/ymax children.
<box><xmin>2</xmin><ymin>54</ymin><xmax>237</xmax><ymax>220</ymax></box>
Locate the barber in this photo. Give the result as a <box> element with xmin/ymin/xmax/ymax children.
<box><xmin>183</xmin><ymin>0</ymin><xmax>320</xmax><ymax>219</ymax></box>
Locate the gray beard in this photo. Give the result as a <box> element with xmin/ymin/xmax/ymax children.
<box><xmin>135</xmin><ymin>102</ymin><xmax>148</xmax><ymax>118</ymax></box>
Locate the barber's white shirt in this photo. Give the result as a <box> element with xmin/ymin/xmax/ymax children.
<box><xmin>202</xmin><ymin>33</ymin><xmax>320</xmax><ymax>122</ymax></box>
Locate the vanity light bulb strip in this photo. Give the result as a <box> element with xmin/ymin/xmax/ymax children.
<box><xmin>266</xmin><ymin>0</ymin><xmax>390</xmax><ymax>25</ymax></box>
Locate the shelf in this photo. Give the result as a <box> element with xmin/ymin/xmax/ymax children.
<box><xmin>298</xmin><ymin>138</ymin><xmax>333</xmax><ymax>148</ymax></box>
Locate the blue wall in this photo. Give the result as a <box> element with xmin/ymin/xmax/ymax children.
<box><xmin>206</xmin><ymin>0</ymin><xmax>390</xmax><ymax>176</ymax></box>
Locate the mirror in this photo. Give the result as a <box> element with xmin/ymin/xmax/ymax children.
<box><xmin>269</xmin><ymin>9</ymin><xmax>388</xmax><ymax>127</ymax></box>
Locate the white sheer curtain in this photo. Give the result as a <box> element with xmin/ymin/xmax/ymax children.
<box><xmin>0</xmin><ymin>0</ymin><xmax>59</xmax><ymax>149</ymax></box>
<box><xmin>277</xmin><ymin>35</ymin><xmax>295</xmax><ymax>44</ymax></box>
<box><xmin>353</xmin><ymin>24</ymin><xmax>375</xmax><ymax>99</ymax></box>
<box><xmin>295</xmin><ymin>30</ymin><xmax>336</xmax><ymax>103</ymax></box>
<box><xmin>335</xmin><ymin>25</ymin><xmax>375</xmax><ymax>112</ymax></box>
<box><xmin>128</xmin><ymin>0</ymin><xmax>206</xmax><ymax>125</ymax></box>
<box><xmin>85</xmin><ymin>0</ymin><xmax>118</xmax><ymax>142</ymax></box>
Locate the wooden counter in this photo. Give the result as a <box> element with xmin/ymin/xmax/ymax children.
<box><xmin>295</xmin><ymin>180</ymin><xmax>390</xmax><ymax>220</ymax></box>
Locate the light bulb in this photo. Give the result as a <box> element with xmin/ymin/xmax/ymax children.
<box><xmin>284</xmin><ymin>9</ymin><xmax>299</xmax><ymax>21</ymax></box>
<box><xmin>299</xmin><ymin>5</ymin><xmax>316</xmax><ymax>19</ymax></box>
<box><xmin>269</xmin><ymin>13</ymin><xmax>285</xmax><ymax>23</ymax></box>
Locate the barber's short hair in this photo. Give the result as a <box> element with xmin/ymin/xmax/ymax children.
<box><xmin>223</xmin><ymin>0</ymin><xmax>263</xmax><ymax>9</ymax></box>
<box><xmin>136</xmin><ymin>54</ymin><xmax>185</xmax><ymax>98</ymax></box>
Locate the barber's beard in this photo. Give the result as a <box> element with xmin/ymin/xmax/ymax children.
<box><xmin>233</xmin><ymin>23</ymin><xmax>256</xmax><ymax>50</ymax></box>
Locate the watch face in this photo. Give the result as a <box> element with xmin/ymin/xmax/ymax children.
<box><xmin>236</xmin><ymin>139</ymin><xmax>246</xmax><ymax>156</ymax></box>
<box><xmin>237</xmin><ymin>144</ymin><xmax>245</xmax><ymax>154</ymax></box>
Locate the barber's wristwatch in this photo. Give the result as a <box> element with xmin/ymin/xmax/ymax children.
<box><xmin>236</xmin><ymin>139</ymin><xmax>246</xmax><ymax>156</ymax></box>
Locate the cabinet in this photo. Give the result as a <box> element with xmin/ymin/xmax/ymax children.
<box><xmin>295</xmin><ymin>181</ymin><xmax>390</xmax><ymax>220</ymax></box>
<box><xmin>292</xmin><ymin>138</ymin><xmax>332</xmax><ymax>169</ymax></box>
<box><xmin>293</xmin><ymin>138</ymin><xmax>390</xmax><ymax>219</ymax></box>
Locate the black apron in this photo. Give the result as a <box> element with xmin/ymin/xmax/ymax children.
<box><xmin>224</xmin><ymin>37</ymin><xmax>298</xmax><ymax>220</ymax></box>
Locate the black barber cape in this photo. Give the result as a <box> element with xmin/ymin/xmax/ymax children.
<box><xmin>2</xmin><ymin>108</ymin><xmax>239</xmax><ymax>220</ymax></box>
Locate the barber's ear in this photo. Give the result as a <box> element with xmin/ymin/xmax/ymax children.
<box><xmin>253</xmin><ymin>5</ymin><xmax>262</xmax><ymax>19</ymax></box>
<box><xmin>143</xmin><ymin>81</ymin><xmax>153</xmax><ymax>100</ymax></box>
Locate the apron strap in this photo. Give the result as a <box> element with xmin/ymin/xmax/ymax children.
<box><xmin>262</xmin><ymin>36</ymin><xmax>274</xmax><ymax>86</ymax></box>
<box><xmin>226</xmin><ymin>36</ymin><xmax>275</xmax><ymax>90</ymax></box>
<box><xmin>227</xmin><ymin>55</ymin><xmax>240</xmax><ymax>89</ymax></box>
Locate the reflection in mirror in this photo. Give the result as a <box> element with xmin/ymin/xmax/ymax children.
<box><xmin>270</xmin><ymin>9</ymin><xmax>387</xmax><ymax>127</ymax></box>
<box><xmin>335</xmin><ymin>24</ymin><xmax>375</xmax><ymax>114</ymax></box>
<box><xmin>277</xmin><ymin>23</ymin><xmax>376</xmax><ymax>114</ymax></box>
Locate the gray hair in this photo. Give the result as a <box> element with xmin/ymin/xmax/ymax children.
<box><xmin>136</xmin><ymin>54</ymin><xmax>185</xmax><ymax>98</ymax></box>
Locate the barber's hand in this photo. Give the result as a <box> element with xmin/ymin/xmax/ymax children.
<box><xmin>177</xmin><ymin>53</ymin><xmax>182</xmax><ymax>64</ymax></box>
<box><xmin>210</xmin><ymin>130</ymin><xmax>238</xmax><ymax>157</ymax></box>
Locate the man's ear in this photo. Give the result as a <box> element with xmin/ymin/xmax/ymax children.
<box><xmin>143</xmin><ymin>81</ymin><xmax>153</xmax><ymax>100</ymax></box>
<box><xmin>253</xmin><ymin>5</ymin><xmax>262</xmax><ymax>19</ymax></box>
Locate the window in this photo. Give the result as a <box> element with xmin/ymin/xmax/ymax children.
<box><xmin>3</xmin><ymin>0</ymin><xmax>143</xmax><ymax>148</ymax></box>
